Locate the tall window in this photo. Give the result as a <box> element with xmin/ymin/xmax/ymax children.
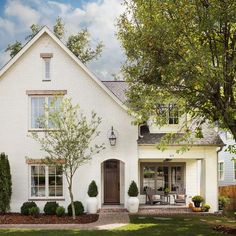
<box><xmin>218</xmin><ymin>162</ymin><xmax>224</xmax><ymax>180</ymax></box>
<box><xmin>141</xmin><ymin>163</ymin><xmax>185</xmax><ymax>194</ymax></box>
<box><xmin>30</xmin><ymin>165</ymin><xmax>63</xmax><ymax>198</ymax></box>
<box><xmin>30</xmin><ymin>96</ymin><xmax>62</xmax><ymax>129</ymax></box>
<box><xmin>40</xmin><ymin>53</ymin><xmax>53</xmax><ymax>81</ymax></box>
<box><xmin>44</xmin><ymin>58</ymin><xmax>51</xmax><ymax>81</ymax></box>
<box><xmin>156</xmin><ymin>104</ymin><xmax>179</xmax><ymax>124</ymax></box>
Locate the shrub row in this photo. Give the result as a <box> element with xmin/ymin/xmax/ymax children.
<box><xmin>20</xmin><ymin>201</ymin><xmax>84</xmax><ymax>217</ymax></box>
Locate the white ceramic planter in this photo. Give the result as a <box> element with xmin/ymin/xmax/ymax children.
<box><xmin>87</xmin><ymin>197</ymin><xmax>98</xmax><ymax>214</ymax></box>
<box><xmin>127</xmin><ymin>197</ymin><xmax>139</xmax><ymax>213</ymax></box>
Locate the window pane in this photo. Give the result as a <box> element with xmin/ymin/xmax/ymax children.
<box><xmin>171</xmin><ymin>166</ymin><xmax>184</xmax><ymax>192</ymax></box>
<box><xmin>45</xmin><ymin>59</ymin><xmax>51</xmax><ymax>80</ymax></box>
<box><xmin>31</xmin><ymin>97</ymin><xmax>45</xmax><ymax>128</ymax></box>
<box><xmin>31</xmin><ymin>165</ymin><xmax>46</xmax><ymax>197</ymax></box>
<box><xmin>143</xmin><ymin>166</ymin><xmax>155</xmax><ymax>190</ymax></box>
<box><xmin>48</xmin><ymin>165</ymin><xmax>63</xmax><ymax>197</ymax></box>
<box><xmin>169</xmin><ymin>104</ymin><xmax>178</xmax><ymax>124</ymax></box>
<box><xmin>48</xmin><ymin>97</ymin><xmax>62</xmax><ymax>128</ymax></box>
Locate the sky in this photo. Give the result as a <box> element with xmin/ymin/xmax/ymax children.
<box><xmin>0</xmin><ymin>0</ymin><xmax>125</xmax><ymax>80</ymax></box>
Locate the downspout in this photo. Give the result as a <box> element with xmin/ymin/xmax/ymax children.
<box><xmin>216</xmin><ymin>145</ymin><xmax>224</xmax><ymax>212</ymax></box>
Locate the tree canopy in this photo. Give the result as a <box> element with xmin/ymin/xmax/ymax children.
<box><xmin>5</xmin><ymin>17</ymin><xmax>103</xmax><ymax>64</ymax></box>
<box><xmin>117</xmin><ymin>0</ymin><xmax>236</xmax><ymax>140</ymax></box>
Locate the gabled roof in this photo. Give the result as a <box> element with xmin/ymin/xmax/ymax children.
<box><xmin>0</xmin><ymin>26</ymin><xmax>127</xmax><ymax>111</ymax></box>
<box><xmin>102</xmin><ymin>81</ymin><xmax>128</xmax><ymax>103</ymax></box>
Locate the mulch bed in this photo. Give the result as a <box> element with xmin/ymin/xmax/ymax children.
<box><xmin>0</xmin><ymin>213</ymin><xmax>99</xmax><ymax>224</ymax></box>
<box><xmin>213</xmin><ymin>225</ymin><xmax>236</xmax><ymax>235</ymax></box>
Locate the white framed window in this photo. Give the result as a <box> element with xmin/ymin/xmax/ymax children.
<box><xmin>44</xmin><ymin>58</ymin><xmax>51</xmax><ymax>81</ymax></box>
<box><xmin>156</xmin><ymin>104</ymin><xmax>179</xmax><ymax>125</ymax></box>
<box><xmin>29</xmin><ymin>96</ymin><xmax>62</xmax><ymax>130</ymax></box>
<box><xmin>40</xmin><ymin>53</ymin><xmax>53</xmax><ymax>81</ymax></box>
<box><xmin>218</xmin><ymin>162</ymin><xmax>224</xmax><ymax>180</ymax></box>
<box><xmin>29</xmin><ymin>164</ymin><xmax>63</xmax><ymax>199</ymax></box>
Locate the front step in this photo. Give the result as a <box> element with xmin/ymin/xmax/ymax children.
<box><xmin>138</xmin><ymin>206</ymin><xmax>192</xmax><ymax>215</ymax></box>
<box><xmin>100</xmin><ymin>206</ymin><xmax>128</xmax><ymax>213</ymax></box>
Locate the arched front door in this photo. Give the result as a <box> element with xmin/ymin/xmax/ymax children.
<box><xmin>104</xmin><ymin>159</ymin><xmax>120</xmax><ymax>204</ymax></box>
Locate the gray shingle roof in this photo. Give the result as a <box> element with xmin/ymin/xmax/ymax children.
<box><xmin>102</xmin><ymin>81</ymin><xmax>127</xmax><ymax>103</ymax></box>
<box><xmin>138</xmin><ymin>126</ymin><xmax>224</xmax><ymax>146</ymax></box>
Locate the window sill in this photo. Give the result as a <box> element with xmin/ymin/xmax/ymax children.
<box><xmin>28</xmin><ymin>198</ymin><xmax>65</xmax><ymax>201</ymax></box>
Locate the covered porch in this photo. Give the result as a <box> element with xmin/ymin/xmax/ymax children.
<box><xmin>138</xmin><ymin>145</ymin><xmax>219</xmax><ymax>212</ymax></box>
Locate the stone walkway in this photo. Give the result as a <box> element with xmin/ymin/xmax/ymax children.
<box><xmin>0</xmin><ymin>212</ymin><xmax>130</xmax><ymax>230</ymax></box>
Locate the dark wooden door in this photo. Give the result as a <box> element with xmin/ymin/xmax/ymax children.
<box><xmin>104</xmin><ymin>160</ymin><xmax>120</xmax><ymax>204</ymax></box>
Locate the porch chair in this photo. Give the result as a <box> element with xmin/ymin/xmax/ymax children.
<box><xmin>173</xmin><ymin>188</ymin><xmax>187</xmax><ymax>205</ymax></box>
<box><xmin>145</xmin><ymin>187</ymin><xmax>163</xmax><ymax>205</ymax></box>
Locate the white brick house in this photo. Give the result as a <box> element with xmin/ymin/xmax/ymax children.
<box><xmin>0</xmin><ymin>27</ymin><xmax>223</xmax><ymax>213</ymax></box>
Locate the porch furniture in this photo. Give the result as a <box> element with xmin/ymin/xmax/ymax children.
<box><xmin>160</xmin><ymin>193</ymin><xmax>171</xmax><ymax>205</ymax></box>
<box><xmin>174</xmin><ymin>194</ymin><xmax>187</xmax><ymax>205</ymax></box>
<box><xmin>145</xmin><ymin>187</ymin><xmax>163</xmax><ymax>205</ymax></box>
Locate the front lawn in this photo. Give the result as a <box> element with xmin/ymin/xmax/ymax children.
<box><xmin>0</xmin><ymin>215</ymin><xmax>235</xmax><ymax>235</ymax></box>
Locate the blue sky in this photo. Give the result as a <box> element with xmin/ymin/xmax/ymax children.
<box><xmin>0</xmin><ymin>0</ymin><xmax>124</xmax><ymax>80</ymax></box>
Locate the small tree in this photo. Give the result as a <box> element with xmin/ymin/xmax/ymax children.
<box><xmin>0</xmin><ymin>153</ymin><xmax>12</xmax><ymax>213</ymax></box>
<box><xmin>87</xmin><ymin>180</ymin><xmax>98</xmax><ymax>197</ymax></box>
<box><xmin>29</xmin><ymin>98</ymin><xmax>105</xmax><ymax>219</ymax></box>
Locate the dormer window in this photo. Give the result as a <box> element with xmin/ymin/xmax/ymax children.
<box><xmin>40</xmin><ymin>53</ymin><xmax>53</xmax><ymax>81</ymax></box>
<box><xmin>156</xmin><ymin>103</ymin><xmax>179</xmax><ymax>125</ymax></box>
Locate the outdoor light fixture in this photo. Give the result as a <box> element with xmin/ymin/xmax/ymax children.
<box><xmin>108</xmin><ymin>126</ymin><xmax>117</xmax><ymax>146</ymax></box>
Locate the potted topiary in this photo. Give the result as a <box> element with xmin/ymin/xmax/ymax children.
<box><xmin>127</xmin><ymin>180</ymin><xmax>139</xmax><ymax>213</ymax></box>
<box><xmin>86</xmin><ymin>180</ymin><xmax>98</xmax><ymax>214</ymax></box>
<box><xmin>201</xmin><ymin>204</ymin><xmax>210</xmax><ymax>212</ymax></box>
<box><xmin>192</xmin><ymin>195</ymin><xmax>204</xmax><ymax>208</ymax></box>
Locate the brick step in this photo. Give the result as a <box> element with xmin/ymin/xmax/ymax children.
<box><xmin>99</xmin><ymin>208</ymin><xmax>128</xmax><ymax>213</ymax></box>
<box><xmin>138</xmin><ymin>207</ymin><xmax>192</xmax><ymax>215</ymax></box>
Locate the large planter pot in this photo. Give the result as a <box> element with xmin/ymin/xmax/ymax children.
<box><xmin>86</xmin><ymin>197</ymin><xmax>98</xmax><ymax>214</ymax></box>
<box><xmin>128</xmin><ymin>197</ymin><xmax>139</xmax><ymax>213</ymax></box>
<box><xmin>193</xmin><ymin>201</ymin><xmax>201</xmax><ymax>208</ymax></box>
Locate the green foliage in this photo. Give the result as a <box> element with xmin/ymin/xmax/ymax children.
<box><xmin>202</xmin><ymin>204</ymin><xmax>211</xmax><ymax>212</ymax></box>
<box><xmin>20</xmin><ymin>202</ymin><xmax>37</xmax><ymax>216</ymax></box>
<box><xmin>67</xmin><ymin>201</ymin><xmax>84</xmax><ymax>216</ymax></box>
<box><xmin>29</xmin><ymin>206</ymin><xmax>40</xmax><ymax>218</ymax></box>
<box><xmin>128</xmin><ymin>181</ymin><xmax>139</xmax><ymax>197</ymax></box>
<box><xmin>6</xmin><ymin>18</ymin><xmax>103</xmax><ymax>64</ymax></box>
<box><xmin>219</xmin><ymin>196</ymin><xmax>230</xmax><ymax>210</ymax></box>
<box><xmin>25</xmin><ymin>24</ymin><xmax>42</xmax><ymax>40</ymax></box>
<box><xmin>117</xmin><ymin>0</ymin><xmax>236</xmax><ymax>142</ymax></box>
<box><xmin>54</xmin><ymin>17</ymin><xmax>65</xmax><ymax>39</ymax></box>
<box><xmin>87</xmin><ymin>180</ymin><xmax>98</xmax><ymax>197</ymax></box>
<box><xmin>5</xmin><ymin>41</ymin><xmax>22</xmax><ymax>58</ymax></box>
<box><xmin>43</xmin><ymin>202</ymin><xmax>59</xmax><ymax>215</ymax></box>
<box><xmin>0</xmin><ymin>153</ymin><xmax>12</xmax><ymax>213</ymax></box>
<box><xmin>164</xmin><ymin>188</ymin><xmax>170</xmax><ymax>194</ymax></box>
<box><xmin>67</xmin><ymin>29</ymin><xmax>103</xmax><ymax>64</ymax></box>
<box><xmin>56</xmin><ymin>206</ymin><xmax>65</xmax><ymax>217</ymax></box>
<box><xmin>192</xmin><ymin>195</ymin><xmax>204</xmax><ymax>203</ymax></box>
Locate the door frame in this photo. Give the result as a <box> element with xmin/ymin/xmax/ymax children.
<box><xmin>103</xmin><ymin>159</ymin><xmax>120</xmax><ymax>204</ymax></box>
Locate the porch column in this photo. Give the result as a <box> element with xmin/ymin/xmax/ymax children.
<box><xmin>202</xmin><ymin>149</ymin><xmax>218</xmax><ymax>212</ymax></box>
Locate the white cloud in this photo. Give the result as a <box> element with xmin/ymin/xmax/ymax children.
<box><xmin>5</xmin><ymin>0</ymin><xmax>40</xmax><ymax>28</ymax></box>
<box><xmin>0</xmin><ymin>0</ymin><xmax>125</xmax><ymax>80</ymax></box>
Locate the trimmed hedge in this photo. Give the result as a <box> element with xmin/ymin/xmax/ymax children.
<box><xmin>44</xmin><ymin>202</ymin><xmax>59</xmax><ymax>215</ymax></box>
<box><xmin>87</xmin><ymin>180</ymin><xmax>98</xmax><ymax>197</ymax></box>
<box><xmin>67</xmin><ymin>201</ymin><xmax>84</xmax><ymax>216</ymax></box>
<box><xmin>21</xmin><ymin>202</ymin><xmax>37</xmax><ymax>215</ymax></box>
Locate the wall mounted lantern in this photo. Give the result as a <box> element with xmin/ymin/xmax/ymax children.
<box><xmin>108</xmin><ymin>126</ymin><xmax>117</xmax><ymax>146</ymax></box>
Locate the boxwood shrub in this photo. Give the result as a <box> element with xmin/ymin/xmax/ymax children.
<box><xmin>44</xmin><ymin>201</ymin><xmax>59</xmax><ymax>215</ymax></box>
<box><xmin>67</xmin><ymin>201</ymin><xmax>84</xmax><ymax>216</ymax></box>
<box><xmin>20</xmin><ymin>201</ymin><xmax>37</xmax><ymax>215</ymax></box>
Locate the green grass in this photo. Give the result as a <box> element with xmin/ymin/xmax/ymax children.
<box><xmin>0</xmin><ymin>215</ymin><xmax>235</xmax><ymax>236</ymax></box>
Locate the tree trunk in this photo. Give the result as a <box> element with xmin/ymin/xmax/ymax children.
<box><xmin>68</xmin><ymin>183</ymin><xmax>76</xmax><ymax>220</ymax></box>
